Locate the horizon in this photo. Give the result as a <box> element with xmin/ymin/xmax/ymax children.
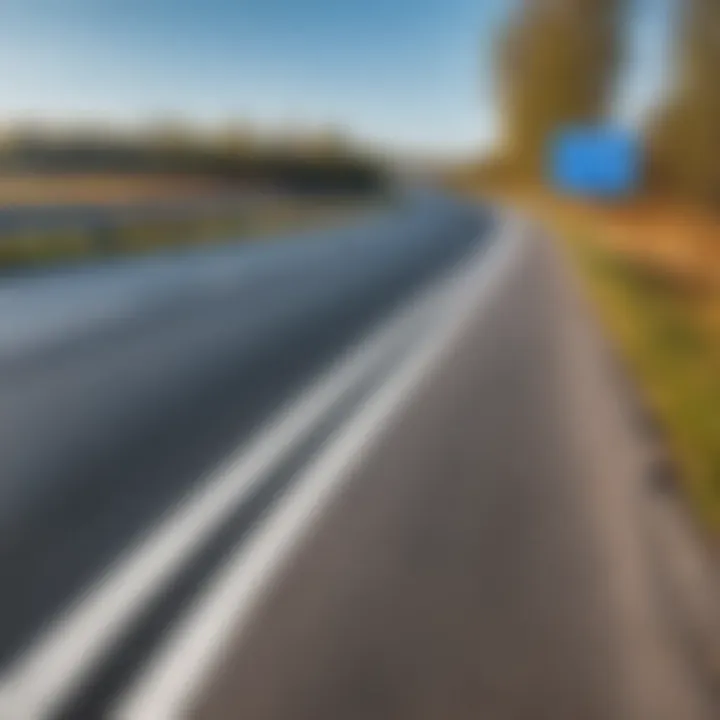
<box><xmin>1</xmin><ymin>0</ymin><xmax>675</xmax><ymax>158</ymax></box>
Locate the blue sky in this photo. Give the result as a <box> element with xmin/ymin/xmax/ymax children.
<box><xmin>0</xmin><ymin>0</ymin><xmax>675</xmax><ymax>156</ymax></box>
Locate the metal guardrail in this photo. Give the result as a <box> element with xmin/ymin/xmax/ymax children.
<box><xmin>0</xmin><ymin>194</ymin><xmax>263</xmax><ymax>239</ymax></box>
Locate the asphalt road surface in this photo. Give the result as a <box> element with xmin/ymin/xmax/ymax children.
<box><xmin>180</xmin><ymin>218</ymin><xmax>720</xmax><ymax>720</ymax></box>
<box><xmin>0</xmin><ymin>193</ymin><xmax>487</xmax><ymax>715</ymax></box>
<box><xmin>1</xmin><ymin>195</ymin><xmax>718</xmax><ymax>720</ymax></box>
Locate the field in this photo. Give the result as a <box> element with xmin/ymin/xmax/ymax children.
<box><xmin>0</xmin><ymin>173</ymin><xmax>231</xmax><ymax>206</ymax></box>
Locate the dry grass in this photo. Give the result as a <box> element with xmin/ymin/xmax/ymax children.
<box><xmin>0</xmin><ymin>172</ymin><xmax>384</xmax><ymax>267</ymax></box>
<box><xmin>0</xmin><ymin>173</ymin><xmax>231</xmax><ymax>206</ymax></box>
<box><xmin>468</xmin><ymin>183</ymin><xmax>720</xmax><ymax>531</ymax></box>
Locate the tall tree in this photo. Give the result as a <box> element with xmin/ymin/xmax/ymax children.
<box><xmin>498</xmin><ymin>0</ymin><xmax>624</xmax><ymax>177</ymax></box>
<box><xmin>648</xmin><ymin>0</ymin><xmax>720</xmax><ymax>205</ymax></box>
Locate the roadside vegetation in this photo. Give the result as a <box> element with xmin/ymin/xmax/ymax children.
<box><xmin>567</xmin><ymin>213</ymin><xmax>720</xmax><ymax>530</ymax></box>
<box><xmin>0</xmin><ymin>173</ymin><xmax>224</xmax><ymax>206</ymax></box>
<box><xmin>478</xmin><ymin>188</ymin><xmax>720</xmax><ymax>530</ymax></box>
<box><xmin>0</xmin><ymin>125</ymin><xmax>388</xmax><ymax>268</ymax></box>
<box><xmin>0</xmin><ymin>194</ymin><xmax>377</xmax><ymax>269</ymax></box>
<box><xmin>0</xmin><ymin>123</ymin><xmax>386</xmax><ymax>193</ymax></box>
<box><xmin>451</xmin><ymin>0</ymin><xmax>720</xmax><ymax>530</ymax></box>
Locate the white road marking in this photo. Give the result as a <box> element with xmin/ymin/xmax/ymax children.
<box><xmin>112</xmin><ymin>218</ymin><xmax>524</xmax><ymax>720</ymax></box>
<box><xmin>0</xmin><ymin>223</ymin><xmax>492</xmax><ymax>720</ymax></box>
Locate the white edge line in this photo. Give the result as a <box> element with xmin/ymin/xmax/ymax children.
<box><xmin>112</xmin><ymin>215</ymin><xmax>524</xmax><ymax>720</ymax></box>
<box><xmin>0</xmin><ymin>217</ymin><xmax>492</xmax><ymax>720</ymax></box>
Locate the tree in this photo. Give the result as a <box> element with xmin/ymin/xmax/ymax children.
<box><xmin>498</xmin><ymin>0</ymin><xmax>624</xmax><ymax>177</ymax></box>
<box><xmin>647</xmin><ymin>0</ymin><xmax>720</xmax><ymax>205</ymax></box>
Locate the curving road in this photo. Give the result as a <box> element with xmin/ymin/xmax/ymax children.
<box><xmin>0</xmin><ymin>193</ymin><xmax>488</xmax><ymax>702</ymax></box>
<box><xmin>0</xmin><ymin>194</ymin><xmax>718</xmax><ymax>720</ymax></box>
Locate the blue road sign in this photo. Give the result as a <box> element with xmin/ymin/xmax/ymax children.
<box><xmin>549</xmin><ymin>127</ymin><xmax>642</xmax><ymax>198</ymax></box>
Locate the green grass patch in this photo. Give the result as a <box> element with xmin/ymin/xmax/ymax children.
<box><xmin>568</xmin><ymin>232</ymin><xmax>720</xmax><ymax>529</ymax></box>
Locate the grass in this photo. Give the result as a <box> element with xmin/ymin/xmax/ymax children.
<box><xmin>463</xmin><ymin>182</ymin><xmax>720</xmax><ymax>531</ymax></box>
<box><xmin>0</xmin><ymin>173</ymin><xmax>229</xmax><ymax>206</ymax></box>
<box><xmin>569</xmin><ymin>226</ymin><xmax>720</xmax><ymax>529</ymax></box>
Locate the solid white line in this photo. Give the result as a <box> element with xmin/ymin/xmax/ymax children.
<box><xmin>112</xmin><ymin>217</ymin><xmax>524</xmax><ymax>720</ymax></box>
<box><xmin>0</xmin><ymin>247</ymin><xmax>460</xmax><ymax>719</ymax></box>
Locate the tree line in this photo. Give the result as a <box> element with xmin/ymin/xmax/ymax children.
<box><xmin>0</xmin><ymin>124</ymin><xmax>386</xmax><ymax>194</ymax></box>
<box><xmin>498</xmin><ymin>0</ymin><xmax>719</xmax><ymax>207</ymax></box>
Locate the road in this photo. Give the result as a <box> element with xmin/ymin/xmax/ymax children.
<box><xmin>0</xmin><ymin>193</ymin><xmax>487</xmax><ymax>716</ymax></box>
<box><xmin>0</xmin><ymin>195</ymin><xmax>718</xmax><ymax>719</ymax></box>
